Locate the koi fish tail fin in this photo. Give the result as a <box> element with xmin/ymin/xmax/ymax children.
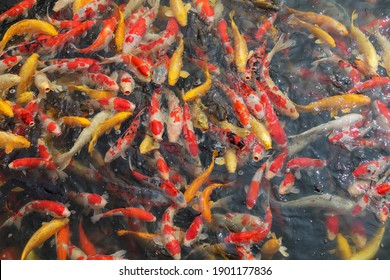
<box><xmin>351</xmin><ymin>10</ymin><xmax>358</xmax><ymax>23</ymax></box>
<box><xmin>91</xmin><ymin>213</ymin><xmax>103</xmax><ymax>224</ymax></box>
<box><xmin>55</xmin><ymin>152</ymin><xmax>73</xmax><ymax>170</ymax></box>
<box><xmin>56</xmin><ymin>169</ymin><xmax>69</xmax><ymax>181</ymax></box>
<box><xmin>110</xmin><ymin>249</ymin><xmax>127</xmax><ymax>259</ymax></box>
<box><xmin>0</xmin><ymin>217</ymin><xmax>16</xmax><ymax>230</ymax></box>
<box><xmin>271</xmin><ymin>34</ymin><xmax>296</xmax><ymax>57</ymax></box>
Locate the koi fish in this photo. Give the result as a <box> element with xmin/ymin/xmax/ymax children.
<box><xmin>245</xmin><ymin>162</ymin><xmax>267</xmax><ymax>210</ymax></box>
<box><xmin>182</xmin><ymin>67</ymin><xmax>212</xmax><ymax>102</ymax></box>
<box><xmin>335</xmin><ymin>233</ymin><xmax>352</xmax><ymax>260</ymax></box>
<box><xmin>166</xmin><ymin>0</ymin><xmax>191</xmax><ymax>27</ymax></box>
<box><xmin>59</xmin><ymin>116</ymin><xmax>91</xmax><ymax>128</ymax></box>
<box><xmin>56</xmin><ymin>223</ymin><xmax>70</xmax><ymax>260</ymax></box>
<box><xmin>78</xmin><ymin>219</ymin><xmax>97</xmax><ymax>256</ymax></box>
<box><xmin>17</xmin><ymin>53</ymin><xmax>39</xmax><ymax>97</ymax></box>
<box><xmin>278</xmin><ymin>172</ymin><xmax>298</xmax><ymax>195</ymax></box>
<box><xmin>168</xmin><ymin>37</ymin><xmax>186</xmax><ymax>86</ymax></box>
<box><xmin>261</xmin><ymin>233</ymin><xmax>289</xmax><ymax>259</ymax></box>
<box><xmin>21</xmin><ymin>218</ymin><xmax>69</xmax><ymax>260</ymax></box>
<box><xmin>68</xmin><ymin>191</ymin><xmax>108</xmax><ymax>216</ymax></box>
<box><xmin>217</xmin><ymin>19</ymin><xmax>234</xmax><ymax>64</ymax></box>
<box><xmin>285</xmin><ymin>158</ymin><xmax>328</xmax><ymax>179</ymax></box>
<box><xmin>183</xmin><ymin>215</ymin><xmax>205</xmax><ymax>247</ymax></box>
<box><xmin>161</xmin><ymin>204</ymin><xmax>181</xmax><ymax>259</ymax></box>
<box><xmin>0</xmin><ymin>19</ymin><xmax>58</xmax><ymax>53</ymax></box>
<box><xmin>229</xmin><ymin>11</ymin><xmax>249</xmax><ymax>74</ymax></box>
<box><xmin>352</xmin><ymin>156</ymin><xmax>389</xmax><ymax>180</ymax></box>
<box><xmin>199</xmin><ymin>183</ymin><xmax>227</xmax><ymax>223</ymax></box>
<box><xmin>165</xmin><ymin>88</ymin><xmax>184</xmax><ymax>143</ymax></box>
<box><xmin>0</xmin><ymin>98</ymin><xmax>14</xmax><ymax>117</ymax></box>
<box><xmin>149</xmin><ymin>87</ymin><xmax>165</xmax><ymax>142</ymax></box>
<box><xmin>91</xmin><ymin>207</ymin><xmax>156</xmax><ymax>223</ymax></box>
<box><xmin>72</xmin><ymin>0</ymin><xmax>111</xmax><ymax>21</ymax></box>
<box><xmin>182</xmin><ymin>103</ymin><xmax>199</xmax><ymax>158</ymax></box>
<box><xmin>0</xmin><ymin>0</ymin><xmax>37</xmax><ymax>24</ymax></box>
<box><xmin>192</xmin><ymin>0</ymin><xmax>214</xmax><ymax>26</ymax></box>
<box><xmin>348</xmin><ymin>225</ymin><xmax>386</xmax><ymax>260</ymax></box>
<box><xmin>0</xmin><ymin>55</ymin><xmax>23</xmax><ymax>73</ymax></box>
<box><xmin>0</xmin><ymin>131</ymin><xmax>31</xmax><ymax>154</ymax></box>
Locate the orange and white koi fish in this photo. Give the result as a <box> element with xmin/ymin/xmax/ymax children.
<box><xmin>192</xmin><ymin>0</ymin><xmax>214</xmax><ymax>26</ymax></box>
<box><xmin>265</xmin><ymin>151</ymin><xmax>288</xmax><ymax>180</ymax></box>
<box><xmin>350</xmin><ymin>11</ymin><xmax>379</xmax><ymax>77</ymax></box>
<box><xmin>73</xmin><ymin>0</ymin><xmax>111</xmax><ymax>21</ymax></box>
<box><xmin>118</xmin><ymin>70</ymin><xmax>135</xmax><ymax>95</ymax></box>
<box><xmin>149</xmin><ymin>87</ymin><xmax>165</xmax><ymax>142</ymax></box>
<box><xmin>165</xmin><ymin>89</ymin><xmax>183</xmax><ymax>143</ymax></box>
<box><xmin>86</xmin><ymin>97</ymin><xmax>135</xmax><ymax>112</ymax></box>
<box><xmin>217</xmin><ymin>19</ymin><xmax>234</xmax><ymax>64</ymax></box>
<box><xmin>285</xmin><ymin>158</ymin><xmax>328</xmax><ymax>179</ymax></box>
<box><xmin>278</xmin><ymin>172</ymin><xmax>298</xmax><ymax>195</ymax></box>
<box><xmin>0</xmin><ymin>131</ymin><xmax>31</xmax><ymax>154</ymax></box>
<box><xmin>0</xmin><ymin>56</ymin><xmax>23</xmax><ymax>73</ymax></box>
<box><xmin>1</xmin><ymin>200</ymin><xmax>70</xmax><ymax>230</ymax></box>
<box><xmin>353</xmin><ymin>156</ymin><xmax>389</xmax><ymax>180</ymax></box>
<box><xmin>21</xmin><ymin>218</ymin><xmax>69</xmax><ymax>260</ymax></box>
<box><xmin>372</xmin><ymin>100</ymin><xmax>390</xmax><ymax>132</ymax></box>
<box><xmin>182</xmin><ymin>103</ymin><xmax>199</xmax><ymax>158</ymax></box>
<box><xmin>283</xmin><ymin>5</ymin><xmax>348</xmax><ymax>36</ymax></box>
<box><xmin>68</xmin><ymin>191</ymin><xmax>108</xmax><ymax>215</ymax></box>
<box><xmin>184</xmin><ymin>215</ymin><xmax>205</xmax><ymax>247</ymax></box>
<box><xmin>123</xmin><ymin>0</ymin><xmax>160</xmax><ymax>53</ymax></box>
<box><xmin>78</xmin><ymin>219</ymin><xmax>97</xmax><ymax>256</ymax></box>
<box><xmin>154</xmin><ymin>150</ymin><xmax>170</xmax><ymax>181</ymax></box>
<box><xmin>260</xmin><ymin>35</ymin><xmax>298</xmax><ymax>119</ymax></box>
<box><xmin>67</xmin><ymin>244</ymin><xmax>87</xmax><ymax>260</ymax></box>
<box><xmin>161</xmin><ymin>204</ymin><xmax>181</xmax><ymax>259</ymax></box>
<box><xmin>0</xmin><ymin>0</ymin><xmax>37</xmax><ymax>24</ymax></box>
<box><xmin>80</xmin><ymin>73</ymin><xmax>119</xmax><ymax>91</ymax></box>
<box><xmin>346</xmin><ymin>77</ymin><xmax>390</xmax><ymax>94</ymax></box>
<box><xmin>0</xmin><ymin>19</ymin><xmax>58</xmax><ymax>53</ymax></box>
<box><xmin>255</xmin><ymin>13</ymin><xmax>277</xmax><ymax>41</ymax></box>
<box><xmin>91</xmin><ymin>207</ymin><xmax>156</xmax><ymax>223</ymax></box>
<box><xmin>245</xmin><ymin>162</ymin><xmax>267</xmax><ymax>210</ymax></box>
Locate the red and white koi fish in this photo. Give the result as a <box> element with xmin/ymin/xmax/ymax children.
<box><xmin>260</xmin><ymin>35</ymin><xmax>298</xmax><ymax>119</ymax></box>
<box><xmin>254</xmin><ymin>80</ymin><xmax>287</xmax><ymax>148</ymax></box>
<box><xmin>328</xmin><ymin>119</ymin><xmax>369</xmax><ymax>146</ymax></box>
<box><xmin>37</xmin><ymin>138</ymin><xmax>52</xmax><ymax>160</ymax></box>
<box><xmin>161</xmin><ymin>205</ymin><xmax>181</xmax><ymax>259</ymax></box>
<box><xmin>118</xmin><ymin>70</ymin><xmax>135</xmax><ymax>95</ymax></box>
<box><xmin>73</xmin><ymin>0</ymin><xmax>111</xmax><ymax>21</ymax></box>
<box><xmin>91</xmin><ymin>207</ymin><xmax>156</xmax><ymax>223</ymax></box>
<box><xmin>224</xmin><ymin>207</ymin><xmax>272</xmax><ymax>245</ymax></box>
<box><xmin>39</xmin><ymin>58</ymin><xmax>101</xmax><ymax>73</ymax></box>
<box><xmin>56</xmin><ymin>223</ymin><xmax>70</xmax><ymax>260</ymax></box>
<box><xmin>0</xmin><ymin>200</ymin><xmax>71</xmax><ymax>230</ymax></box>
<box><xmin>246</xmin><ymin>162</ymin><xmax>266</xmax><ymax>210</ymax></box>
<box><xmin>285</xmin><ymin>158</ymin><xmax>328</xmax><ymax>179</ymax></box>
<box><xmin>248</xmin><ymin>40</ymin><xmax>267</xmax><ymax>74</ymax></box>
<box><xmin>182</xmin><ymin>103</ymin><xmax>199</xmax><ymax>158</ymax></box>
<box><xmin>278</xmin><ymin>172</ymin><xmax>298</xmax><ymax>195</ymax></box>
<box><xmin>86</xmin><ymin>250</ymin><xmax>127</xmax><ymax>260</ymax></box>
<box><xmin>123</xmin><ymin>0</ymin><xmax>160</xmax><ymax>53</ymax></box>
<box><xmin>237</xmin><ymin>133</ymin><xmax>265</xmax><ymax>164</ymax></box>
<box><xmin>38</xmin><ymin>109</ymin><xmax>62</xmax><ymax>136</ymax></box>
<box><xmin>78</xmin><ymin>219</ymin><xmax>97</xmax><ymax>256</ymax></box>
<box><xmin>76</xmin><ymin>15</ymin><xmax>117</xmax><ymax>53</ymax></box>
<box><xmin>311</xmin><ymin>50</ymin><xmax>362</xmax><ymax>85</ymax></box>
<box><xmin>184</xmin><ymin>215</ymin><xmax>205</xmax><ymax>247</ymax></box>
<box><xmin>85</xmin><ymin>97</ymin><xmax>135</xmax><ymax>112</ymax></box>
<box><xmin>100</xmin><ymin>54</ymin><xmax>152</xmax><ymax>82</ymax></box>
<box><xmin>346</xmin><ymin>77</ymin><xmax>390</xmax><ymax>94</ymax></box>
<box><xmin>67</xmin><ymin>244</ymin><xmax>87</xmax><ymax>260</ymax></box>
<box><xmin>371</xmin><ymin>100</ymin><xmax>390</xmax><ymax>132</ymax></box>
<box><xmin>0</xmin><ymin>55</ymin><xmax>22</xmax><ymax>73</ymax></box>
<box><xmin>0</xmin><ymin>0</ymin><xmax>37</xmax><ymax>24</ymax></box>
<box><xmin>208</xmin><ymin>123</ymin><xmax>246</xmax><ymax>150</ymax></box>
<box><xmin>325</xmin><ymin>213</ymin><xmax>339</xmax><ymax>240</ymax></box>
<box><xmin>134</xmin><ymin>18</ymin><xmax>179</xmax><ymax>55</ymax></box>
<box><xmin>80</xmin><ymin>73</ymin><xmax>119</xmax><ymax>91</ymax></box>
<box><xmin>104</xmin><ymin>108</ymin><xmax>144</xmax><ymax>163</ymax></box>
<box><xmin>352</xmin><ymin>156</ymin><xmax>390</xmax><ymax>180</ymax></box>
<box><xmin>149</xmin><ymin>87</ymin><xmax>165</xmax><ymax>142</ymax></box>
<box><xmin>192</xmin><ymin>0</ymin><xmax>214</xmax><ymax>26</ymax></box>
<box><xmin>8</xmin><ymin>158</ymin><xmax>57</xmax><ymax>171</ymax></box>
<box><xmin>213</xmin><ymin>79</ymin><xmax>251</xmax><ymax>128</ymax></box>
<box><xmin>369</xmin><ymin>183</ymin><xmax>390</xmax><ymax>197</ymax></box>
<box><xmin>351</xmin><ymin>193</ymin><xmax>370</xmax><ymax>216</ymax></box>
<box><xmin>154</xmin><ymin>150</ymin><xmax>170</xmax><ymax>181</ymax></box>
<box><xmin>255</xmin><ymin>12</ymin><xmax>277</xmax><ymax>41</ymax></box>
<box><xmin>68</xmin><ymin>191</ymin><xmax>108</xmax><ymax>215</ymax></box>
<box><xmin>265</xmin><ymin>151</ymin><xmax>288</xmax><ymax>180</ymax></box>
<box><xmin>12</xmin><ymin>103</ymin><xmax>35</xmax><ymax>127</ymax></box>
<box><xmin>165</xmin><ymin>89</ymin><xmax>183</xmax><ymax>143</ymax></box>
<box><xmin>125</xmin><ymin>6</ymin><xmax>149</xmax><ymax>28</ymax></box>
<box><xmin>236</xmin><ymin>245</ymin><xmax>256</xmax><ymax>260</ymax></box>
<box><xmin>348</xmin><ymin>179</ymin><xmax>371</xmax><ymax>197</ymax></box>
<box><xmin>375</xmin><ymin>201</ymin><xmax>389</xmax><ymax>223</ymax></box>
<box><xmin>217</xmin><ymin>19</ymin><xmax>234</xmax><ymax>64</ymax></box>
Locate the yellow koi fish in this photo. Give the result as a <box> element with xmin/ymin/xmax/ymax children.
<box><xmin>288</xmin><ymin>16</ymin><xmax>336</xmax><ymax>48</ymax></box>
<box><xmin>88</xmin><ymin>111</ymin><xmax>133</xmax><ymax>154</ymax></box>
<box><xmin>190</xmin><ymin>101</ymin><xmax>209</xmax><ymax>131</ymax></box>
<box><xmin>0</xmin><ymin>131</ymin><xmax>31</xmax><ymax>154</ymax></box>
<box><xmin>168</xmin><ymin>37</ymin><xmax>189</xmax><ymax>86</ymax></box>
<box><xmin>184</xmin><ymin>150</ymin><xmax>218</xmax><ymax>203</ymax></box>
<box><xmin>336</xmin><ymin>233</ymin><xmax>352</xmax><ymax>260</ymax></box>
<box><xmin>249</xmin><ymin>116</ymin><xmax>272</xmax><ymax>150</ymax></box>
<box><xmin>139</xmin><ymin>133</ymin><xmax>160</xmax><ymax>154</ymax></box>
<box><xmin>261</xmin><ymin>233</ymin><xmax>289</xmax><ymax>259</ymax></box>
<box><xmin>67</xmin><ymin>84</ymin><xmax>116</xmax><ymax>99</ymax></box>
<box><xmin>0</xmin><ymin>98</ymin><xmax>13</xmax><ymax>117</ymax></box>
<box><xmin>229</xmin><ymin>11</ymin><xmax>249</xmax><ymax>73</ymax></box>
<box><xmin>166</xmin><ymin>0</ymin><xmax>191</xmax><ymax>27</ymax></box>
<box><xmin>182</xmin><ymin>67</ymin><xmax>212</xmax><ymax>102</ymax></box>
<box><xmin>367</xmin><ymin>25</ymin><xmax>390</xmax><ymax>76</ymax></box>
<box><xmin>59</xmin><ymin>116</ymin><xmax>91</xmax><ymax>128</ymax></box>
<box><xmin>16</xmin><ymin>91</ymin><xmax>35</xmax><ymax>105</ymax></box>
<box><xmin>284</xmin><ymin>5</ymin><xmax>348</xmax><ymax>36</ymax></box>
<box><xmin>0</xmin><ymin>74</ymin><xmax>20</xmax><ymax>93</ymax></box>
<box><xmin>17</xmin><ymin>53</ymin><xmax>39</xmax><ymax>97</ymax></box>
<box><xmin>349</xmin><ymin>225</ymin><xmax>386</xmax><ymax>260</ymax></box>
<box><xmin>294</xmin><ymin>94</ymin><xmax>371</xmax><ymax>117</ymax></box>
<box><xmin>350</xmin><ymin>11</ymin><xmax>379</xmax><ymax>77</ymax></box>
<box><xmin>0</xmin><ymin>19</ymin><xmax>58</xmax><ymax>53</ymax></box>
<box><xmin>21</xmin><ymin>218</ymin><xmax>69</xmax><ymax>260</ymax></box>
<box><xmin>114</xmin><ymin>3</ymin><xmax>125</xmax><ymax>53</ymax></box>
<box><xmin>224</xmin><ymin>147</ymin><xmax>237</xmax><ymax>174</ymax></box>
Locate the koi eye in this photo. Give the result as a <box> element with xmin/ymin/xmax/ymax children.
<box><xmin>115</xmin><ymin>130</ymin><xmax>121</xmax><ymax>135</ymax></box>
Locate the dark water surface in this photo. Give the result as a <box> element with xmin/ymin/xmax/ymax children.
<box><xmin>0</xmin><ymin>0</ymin><xmax>389</xmax><ymax>260</ymax></box>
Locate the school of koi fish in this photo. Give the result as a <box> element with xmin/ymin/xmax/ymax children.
<box><xmin>0</xmin><ymin>0</ymin><xmax>389</xmax><ymax>260</ymax></box>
